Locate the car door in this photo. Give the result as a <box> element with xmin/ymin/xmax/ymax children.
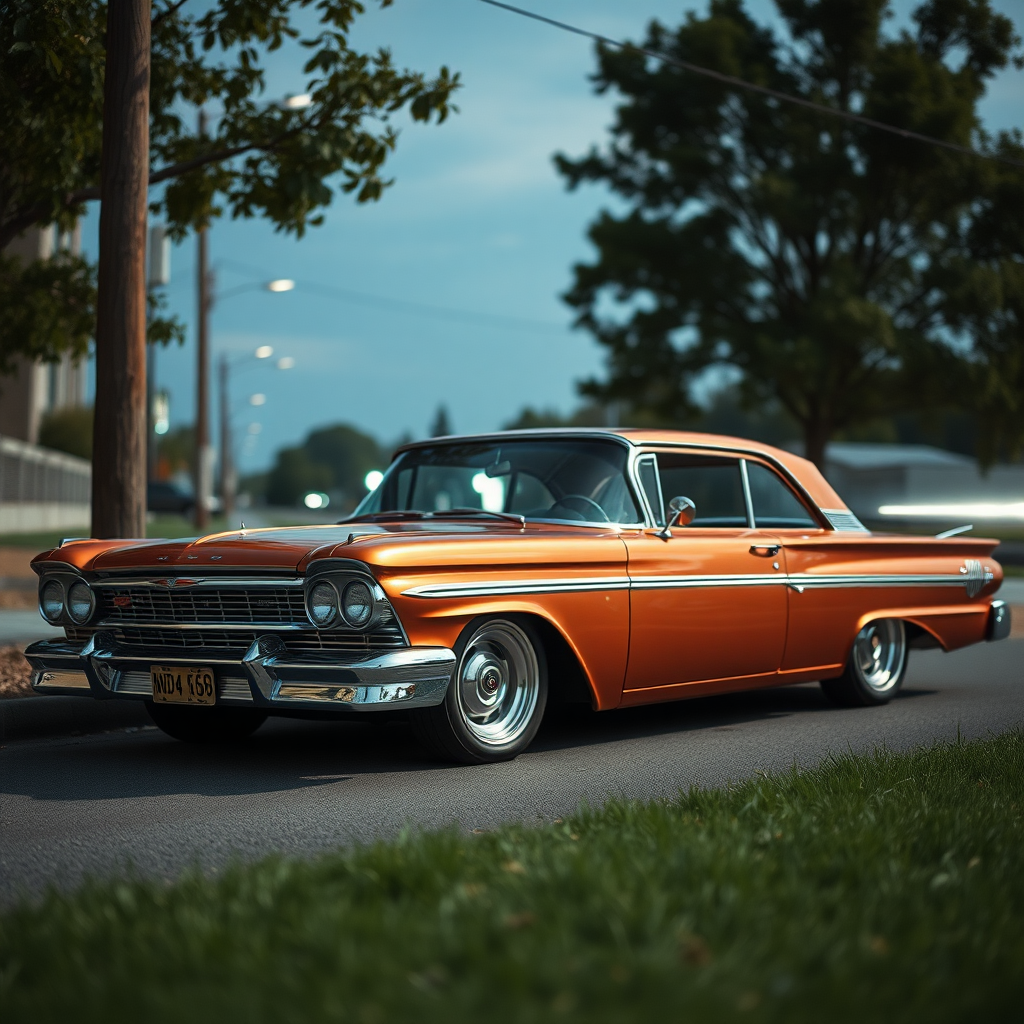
<box><xmin>743</xmin><ymin>458</ymin><xmax>864</xmax><ymax>676</ymax></box>
<box><xmin>623</xmin><ymin>450</ymin><xmax>788</xmax><ymax>693</ymax></box>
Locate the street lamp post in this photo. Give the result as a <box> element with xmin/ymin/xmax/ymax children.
<box><xmin>191</xmin><ymin>87</ymin><xmax>308</xmax><ymax>528</ymax></box>
<box><xmin>218</xmin><ymin>333</ymin><xmax>294</xmax><ymax>520</ymax></box>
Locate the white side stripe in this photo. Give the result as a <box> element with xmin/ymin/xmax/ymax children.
<box><xmin>404</xmin><ymin>572</ymin><xmax>975</xmax><ymax>598</ymax></box>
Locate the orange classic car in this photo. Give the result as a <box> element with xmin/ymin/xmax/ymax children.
<box><xmin>26</xmin><ymin>429</ymin><xmax>1011</xmax><ymax>763</ymax></box>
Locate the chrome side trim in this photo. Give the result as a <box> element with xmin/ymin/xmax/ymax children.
<box><xmin>787</xmin><ymin>572</ymin><xmax>966</xmax><ymax>588</ymax></box>
<box><xmin>629</xmin><ymin>573</ymin><xmax>784</xmax><ymax>590</ymax></box>
<box><xmin>404</xmin><ymin>576</ymin><xmax>632</xmax><ymax>599</ymax></box>
<box><xmin>405</xmin><ymin>570</ymin><xmax>978</xmax><ymax>598</ymax></box>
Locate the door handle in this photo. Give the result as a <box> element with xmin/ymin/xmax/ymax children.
<box><xmin>749</xmin><ymin>544</ymin><xmax>780</xmax><ymax>557</ymax></box>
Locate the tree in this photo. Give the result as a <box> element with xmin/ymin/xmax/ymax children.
<box><xmin>1</xmin><ymin>0</ymin><xmax>459</xmax><ymax>535</ymax></box>
<box><xmin>556</xmin><ymin>0</ymin><xmax>1024</xmax><ymax>467</ymax></box>
<box><xmin>39</xmin><ymin>406</ymin><xmax>95</xmax><ymax>460</ymax></box>
<box><xmin>266</xmin><ymin>422</ymin><xmax>384</xmax><ymax>509</ymax></box>
<box><xmin>429</xmin><ymin>404</ymin><xmax>452</xmax><ymax>437</ymax></box>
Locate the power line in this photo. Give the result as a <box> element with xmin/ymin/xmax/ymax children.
<box><xmin>475</xmin><ymin>0</ymin><xmax>1024</xmax><ymax>172</ymax></box>
<box><xmin>218</xmin><ymin>258</ymin><xmax>568</xmax><ymax>334</ymax></box>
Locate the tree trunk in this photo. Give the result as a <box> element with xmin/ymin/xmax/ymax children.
<box><xmin>802</xmin><ymin>418</ymin><xmax>831</xmax><ymax>472</ymax></box>
<box><xmin>91</xmin><ymin>0</ymin><xmax>151</xmax><ymax>538</ymax></box>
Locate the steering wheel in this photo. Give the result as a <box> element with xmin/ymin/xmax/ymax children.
<box><xmin>548</xmin><ymin>494</ymin><xmax>610</xmax><ymax>522</ymax></box>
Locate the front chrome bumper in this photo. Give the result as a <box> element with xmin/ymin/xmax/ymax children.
<box><xmin>24</xmin><ymin>632</ymin><xmax>455</xmax><ymax>712</ymax></box>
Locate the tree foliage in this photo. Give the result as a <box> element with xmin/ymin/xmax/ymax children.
<box><xmin>266</xmin><ymin>422</ymin><xmax>385</xmax><ymax>508</ymax></box>
<box><xmin>0</xmin><ymin>0</ymin><xmax>459</xmax><ymax>367</ymax></box>
<box><xmin>557</xmin><ymin>0</ymin><xmax>1024</xmax><ymax>466</ymax></box>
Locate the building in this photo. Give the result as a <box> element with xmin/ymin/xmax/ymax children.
<box><xmin>0</xmin><ymin>224</ymin><xmax>88</xmax><ymax>444</ymax></box>
<box><xmin>794</xmin><ymin>442</ymin><xmax>1024</xmax><ymax>527</ymax></box>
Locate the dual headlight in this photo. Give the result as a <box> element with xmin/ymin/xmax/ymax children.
<box><xmin>306</xmin><ymin>577</ymin><xmax>382</xmax><ymax>630</ymax></box>
<box><xmin>39</xmin><ymin>577</ymin><xmax>96</xmax><ymax>625</ymax></box>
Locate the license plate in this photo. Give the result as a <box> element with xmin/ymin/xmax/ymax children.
<box><xmin>151</xmin><ymin>665</ymin><xmax>216</xmax><ymax>705</ymax></box>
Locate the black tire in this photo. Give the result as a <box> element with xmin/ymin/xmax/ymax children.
<box><xmin>821</xmin><ymin>619</ymin><xmax>908</xmax><ymax>707</ymax></box>
<box><xmin>412</xmin><ymin>616</ymin><xmax>548</xmax><ymax>764</ymax></box>
<box><xmin>146</xmin><ymin>702</ymin><xmax>267</xmax><ymax>743</ymax></box>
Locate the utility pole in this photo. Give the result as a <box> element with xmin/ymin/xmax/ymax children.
<box><xmin>220</xmin><ymin>355</ymin><xmax>235</xmax><ymax>519</ymax></box>
<box><xmin>195</xmin><ymin>108</ymin><xmax>213</xmax><ymax>531</ymax></box>
<box><xmin>92</xmin><ymin>0</ymin><xmax>151</xmax><ymax>538</ymax></box>
<box><xmin>147</xmin><ymin>224</ymin><xmax>170</xmax><ymax>485</ymax></box>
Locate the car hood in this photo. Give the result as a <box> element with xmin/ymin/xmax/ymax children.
<box><xmin>33</xmin><ymin>520</ymin><xmax>631</xmax><ymax>575</ymax></box>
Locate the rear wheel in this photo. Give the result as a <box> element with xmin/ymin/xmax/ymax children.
<box><xmin>821</xmin><ymin>619</ymin><xmax>907</xmax><ymax>707</ymax></box>
<box><xmin>146</xmin><ymin>702</ymin><xmax>267</xmax><ymax>743</ymax></box>
<box><xmin>412</xmin><ymin>616</ymin><xmax>548</xmax><ymax>764</ymax></box>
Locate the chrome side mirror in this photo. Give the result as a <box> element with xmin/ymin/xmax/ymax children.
<box><xmin>657</xmin><ymin>495</ymin><xmax>696</xmax><ymax>540</ymax></box>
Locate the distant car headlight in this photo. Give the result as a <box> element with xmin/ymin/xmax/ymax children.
<box><xmin>67</xmin><ymin>581</ymin><xmax>96</xmax><ymax>624</ymax></box>
<box><xmin>41</xmin><ymin>580</ymin><xmax>65</xmax><ymax>623</ymax></box>
<box><xmin>307</xmin><ymin>581</ymin><xmax>339</xmax><ymax>627</ymax></box>
<box><xmin>342</xmin><ymin>581</ymin><xmax>374</xmax><ymax>627</ymax></box>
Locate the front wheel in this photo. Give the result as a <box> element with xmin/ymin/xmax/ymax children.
<box><xmin>412</xmin><ymin>617</ymin><xmax>548</xmax><ymax>764</ymax></box>
<box><xmin>146</xmin><ymin>702</ymin><xmax>268</xmax><ymax>743</ymax></box>
<box><xmin>821</xmin><ymin>619</ymin><xmax>908</xmax><ymax>707</ymax></box>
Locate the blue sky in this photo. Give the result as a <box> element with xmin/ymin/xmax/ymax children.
<box><xmin>80</xmin><ymin>0</ymin><xmax>1024</xmax><ymax>476</ymax></box>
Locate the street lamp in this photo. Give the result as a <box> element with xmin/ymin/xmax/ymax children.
<box><xmin>218</xmin><ymin>342</ymin><xmax>294</xmax><ymax>519</ymax></box>
<box><xmin>195</xmin><ymin>269</ymin><xmax>296</xmax><ymax>527</ymax></box>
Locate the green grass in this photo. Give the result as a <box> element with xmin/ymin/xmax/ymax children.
<box><xmin>1001</xmin><ymin>564</ymin><xmax>1024</xmax><ymax>578</ymax></box>
<box><xmin>3</xmin><ymin>732</ymin><xmax>1024</xmax><ymax>1023</ymax></box>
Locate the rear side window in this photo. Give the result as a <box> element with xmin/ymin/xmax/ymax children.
<box><xmin>747</xmin><ymin>462</ymin><xmax>819</xmax><ymax>528</ymax></box>
<box><xmin>656</xmin><ymin>454</ymin><xmax>747</xmax><ymax>527</ymax></box>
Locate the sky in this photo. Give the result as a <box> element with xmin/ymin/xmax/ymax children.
<box><xmin>78</xmin><ymin>0</ymin><xmax>1024</xmax><ymax>477</ymax></box>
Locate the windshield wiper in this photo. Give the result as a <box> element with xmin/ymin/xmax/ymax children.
<box><xmin>431</xmin><ymin>507</ymin><xmax>526</xmax><ymax>526</ymax></box>
<box><xmin>338</xmin><ymin>511</ymin><xmax>429</xmax><ymax>523</ymax></box>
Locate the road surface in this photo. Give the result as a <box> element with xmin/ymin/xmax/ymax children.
<box><xmin>2</xmin><ymin>636</ymin><xmax>1022</xmax><ymax>903</ymax></box>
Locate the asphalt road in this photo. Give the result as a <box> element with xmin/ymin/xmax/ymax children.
<box><xmin>2</xmin><ymin>638</ymin><xmax>1022</xmax><ymax>903</ymax></box>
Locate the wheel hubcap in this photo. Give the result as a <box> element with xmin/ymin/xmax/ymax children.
<box><xmin>851</xmin><ymin>620</ymin><xmax>906</xmax><ymax>692</ymax></box>
<box><xmin>455</xmin><ymin>621</ymin><xmax>539</xmax><ymax>747</ymax></box>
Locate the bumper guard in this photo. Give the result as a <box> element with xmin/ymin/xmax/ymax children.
<box><xmin>24</xmin><ymin>631</ymin><xmax>455</xmax><ymax>712</ymax></box>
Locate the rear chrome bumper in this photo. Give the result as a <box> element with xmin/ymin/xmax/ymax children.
<box><xmin>987</xmin><ymin>600</ymin><xmax>1011</xmax><ymax>642</ymax></box>
<box><xmin>24</xmin><ymin>632</ymin><xmax>455</xmax><ymax>712</ymax></box>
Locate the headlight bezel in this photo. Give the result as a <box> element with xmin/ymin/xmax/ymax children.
<box><xmin>304</xmin><ymin>569</ymin><xmax>388</xmax><ymax>632</ymax></box>
<box><xmin>307</xmin><ymin>580</ymin><xmax>340</xmax><ymax>627</ymax></box>
<box><xmin>341</xmin><ymin>580</ymin><xmax>374</xmax><ymax>628</ymax></box>
<box><xmin>66</xmin><ymin>580</ymin><xmax>97</xmax><ymax>625</ymax></box>
<box><xmin>40</xmin><ymin>579</ymin><xmax>66</xmax><ymax>624</ymax></box>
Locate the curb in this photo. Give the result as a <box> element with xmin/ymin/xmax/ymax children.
<box><xmin>0</xmin><ymin>695</ymin><xmax>150</xmax><ymax>744</ymax></box>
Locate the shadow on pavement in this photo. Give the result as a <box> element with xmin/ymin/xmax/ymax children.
<box><xmin>1</xmin><ymin>677</ymin><xmax>935</xmax><ymax>804</ymax></box>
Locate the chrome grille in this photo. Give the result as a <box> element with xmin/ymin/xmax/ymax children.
<box><xmin>111</xmin><ymin>625</ymin><xmax>406</xmax><ymax>657</ymax></box>
<box><xmin>98</xmin><ymin>585</ymin><xmax>306</xmax><ymax>625</ymax></box>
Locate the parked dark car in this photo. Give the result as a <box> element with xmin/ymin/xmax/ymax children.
<box><xmin>147</xmin><ymin>481</ymin><xmax>195</xmax><ymax>515</ymax></box>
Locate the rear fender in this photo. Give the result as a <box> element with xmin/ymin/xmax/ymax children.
<box><xmin>855</xmin><ymin>604</ymin><xmax>991</xmax><ymax>654</ymax></box>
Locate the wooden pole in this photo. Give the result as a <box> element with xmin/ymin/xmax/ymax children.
<box><xmin>92</xmin><ymin>0</ymin><xmax>151</xmax><ymax>538</ymax></box>
<box><xmin>195</xmin><ymin>110</ymin><xmax>211</xmax><ymax>531</ymax></box>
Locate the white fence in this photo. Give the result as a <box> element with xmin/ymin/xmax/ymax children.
<box><xmin>0</xmin><ymin>435</ymin><xmax>90</xmax><ymax>533</ymax></box>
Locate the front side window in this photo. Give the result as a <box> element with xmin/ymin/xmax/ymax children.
<box><xmin>746</xmin><ymin>462</ymin><xmax>819</xmax><ymax>528</ymax></box>
<box><xmin>354</xmin><ymin>439</ymin><xmax>640</xmax><ymax>525</ymax></box>
<box><xmin>655</xmin><ymin>454</ymin><xmax>748</xmax><ymax>528</ymax></box>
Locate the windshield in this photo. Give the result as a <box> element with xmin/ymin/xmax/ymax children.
<box><xmin>352</xmin><ymin>439</ymin><xmax>641</xmax><ymax>525</ymax></box>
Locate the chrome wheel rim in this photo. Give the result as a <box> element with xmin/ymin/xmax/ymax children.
<box><xmin>455</xmin><ymin>620</ymin><xmax>540</xmax><ymax>747</ymax></box>
<box><xmin>851</xmin><ymin>620</ymin><xmax>906</xmax><ymax>693</ymax></box>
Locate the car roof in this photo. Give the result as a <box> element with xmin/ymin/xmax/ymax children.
<box><xmin>393</xmin><ymin>427</ymin><xmax>847</xmax><ymax>512</ymax></box>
